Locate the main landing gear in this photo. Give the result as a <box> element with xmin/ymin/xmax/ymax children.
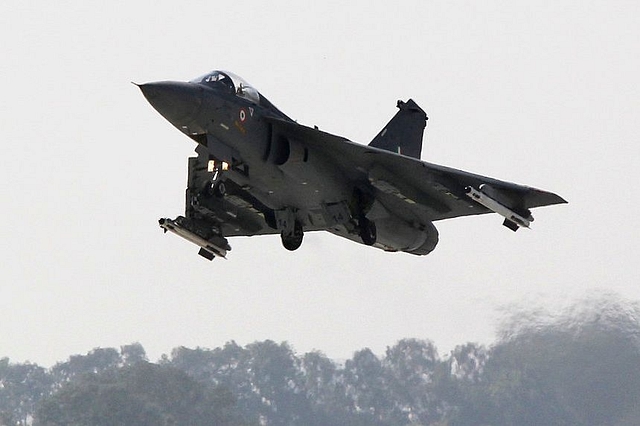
<box><xmin>359</xmin><ymin>216</ymin><xmax>377</xmax><ymax>246</ymax></box>
<box><xmin>352</xmin><ymin>188</ymin><xmax>377</xmax><ymax>246</ymax></box>
<box><xmin>281</xmin><ymin>221</ymin><xmax>303</xmax><ymax>251</ymax></box>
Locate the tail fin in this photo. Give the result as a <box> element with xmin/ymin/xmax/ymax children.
<box><xmin>368</xmin><ymin>99</ymin><xmax>427</xmax><ymax>159</ymax></box>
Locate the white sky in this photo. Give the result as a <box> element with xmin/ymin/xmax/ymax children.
<box><xmin>1</xmin><ymin>1</ymin><xmax>639</xmax><ymax>366</ymax></box>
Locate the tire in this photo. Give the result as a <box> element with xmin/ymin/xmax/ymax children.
<box><xmin>213</xmin><ymin>181</ymin><xmax>226</xmax><ymax>198</ymax></box>
<box><xmin>281</xmin><ymin>222</ymin><xmax>303</xmax><ymax>251</ymax></box>
<box><xmin>359</xmin><ymin>218</ymin><xmax>377</xmax><ymax>246</ymax></box>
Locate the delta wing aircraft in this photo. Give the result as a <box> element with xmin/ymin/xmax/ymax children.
<box><xmin>138</xmin><ymin>70</ymin><xmax>566</xmax><ymax>260</ymax></box>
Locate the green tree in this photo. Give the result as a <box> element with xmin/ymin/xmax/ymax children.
<box><xmin>342</xmin><ymin>348</ymin><xmax>391</xmax><ymax>425</ymax></box>
<box><xmin>167</xmin><ymin>342</ymin><xmax>255</xmax><ymax>417</ymax></box>
<box><xmin>120</xmin><ymin>342</ymin><xmax>148</xmax><ymax>365</ymax></box>
<box><xmin>35</xmin><ymin>361</ymin><xmax>245</xmax><ymax>426</ymax></box>
<box><xmin>0</xmin><ymin>358</ymin><xmax>52</xmax><ymax>425</ymax></box>
<box><xmin>299</xmin><ymin>350</ymin><xmax>360</xmax><ymax>426</ymax></box>
<box><xmin>441</xmin><ymin>343</ymin><xmax>489</xmax><ymax>426</ymax></box>
<box><xmin>301</xmin><ymin>351</ymin><xmax>338</xmax><ymax>408</ymax></box>
<box><xmin>453</xmin><ymin>294</ymin><xmax>640</xmax><ymax>426</ymax></box>
<box><xmin>449</xmin><ymin>343</ymin><xmax>487</xmax><ymax>384</ymax></box>
<box><xmin>50</xmin><ymin>347</ymin><xmax>121</xmax><ymax>386</ymax></box>
<box><xmin>243</xmin><ymin>340</ymin><xmax>309</xmax><ymax>426</ymax></box>
<box><xmin>383</xmin><ymin>338</ymin><xmax>442</xmax><ymax>424</ymax></box>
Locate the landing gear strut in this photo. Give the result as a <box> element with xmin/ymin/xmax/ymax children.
<box><xmin>281</xmin><ymin>221</ymin><xmax>304</xmax><ymax>251</ymax></box>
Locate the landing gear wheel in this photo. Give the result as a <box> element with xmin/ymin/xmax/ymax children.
<box><xmin>281</xmin><ymin>221</ymin><xmax>304</xmax><ymax>251</ymax></box>
<box><xmin>212</xmin><ymin>181</ymin><xmax>226</xmax><ymax>198</ymax></box>
<box><xmin>359</xmin><ymin>217</ymin><xmax>377</xmax><ymax>246</ymax></box>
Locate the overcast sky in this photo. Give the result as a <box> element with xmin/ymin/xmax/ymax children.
<box><xmin>1</xmin><ymin>1</ymin><xmax>638</xmax><ymax>366</ymax></box>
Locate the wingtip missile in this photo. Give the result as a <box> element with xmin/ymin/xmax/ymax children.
<box><xmin>465</xmin><ymin>186</ymin><xmax>532</xmax><ymax>231</ymax></box>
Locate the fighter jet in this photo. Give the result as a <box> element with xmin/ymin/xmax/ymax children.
<box><xmin>138</xmin><ymin>70</ymin><xmax>566</xmax><ymax>260</ymax></box>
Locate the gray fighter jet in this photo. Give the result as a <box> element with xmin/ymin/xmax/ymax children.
<box><xmin>138</xmin><ymin>70</ymin><xmax>566</xmax><ymax>260</ymax></box>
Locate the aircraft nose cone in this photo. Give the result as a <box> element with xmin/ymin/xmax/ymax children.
<box><xmin>138</xmin><ymin>81</ymin><xmax>204</xmax><ymax>128</ymax></box>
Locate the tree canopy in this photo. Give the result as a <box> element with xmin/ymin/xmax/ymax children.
<box><xmin>1</xmin><ymin>294</ymin><xmax>638</xmax><ymax>425</ymax></box>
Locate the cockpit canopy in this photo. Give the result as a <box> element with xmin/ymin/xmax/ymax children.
<box><xmin>190</xmin><ymin>70</ymin><xmax>260</xmax><ymax>104</ymax></box>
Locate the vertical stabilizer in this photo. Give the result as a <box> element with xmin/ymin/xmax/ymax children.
<box><xmin>368</xmin><ymin>99</ymin><xmax>427</xmax><ymax>159</ymax></box>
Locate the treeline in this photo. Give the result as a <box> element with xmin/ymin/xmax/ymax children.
<box><xmin>2</xmin><ymin>295</ymin><xmax>640</xmax><ymax>425</ymax></box>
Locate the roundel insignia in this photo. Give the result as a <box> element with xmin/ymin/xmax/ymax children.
<box><xmin>239</xmin><ymin>108</ymin><xmax>247</xmax><ymax>122</ymax></box>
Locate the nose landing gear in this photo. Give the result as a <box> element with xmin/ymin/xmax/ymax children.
<box><xmin>211</xmin><ymin>180</ymin><xmax>226</xmax><ymax>198</ymax></box>
<box><xmin>206</xmin><ymin>159</ymin><xmax>229</xmax><ymax>198</ymax></box>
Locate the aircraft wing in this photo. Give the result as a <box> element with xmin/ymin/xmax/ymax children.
<box><xmin>266</xmin><ymin>117</ymin><xmax>566</xmax><ymax>227</ymax></box>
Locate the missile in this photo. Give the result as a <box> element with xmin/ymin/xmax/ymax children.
<box><xmin>159</xmin><ymin>217</ymin><xmax>229</xmax><ymax>259</ymax></box>
<box><xmin>465</xmin><ymin>186</ymin><xmax>533</xmax><ymax>231</ymax></box>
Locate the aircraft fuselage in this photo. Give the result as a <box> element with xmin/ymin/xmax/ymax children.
<box><xmin>139</xmin><ymin>70</ymin><xmax>565</xmax><ymax>260</ymax></box>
